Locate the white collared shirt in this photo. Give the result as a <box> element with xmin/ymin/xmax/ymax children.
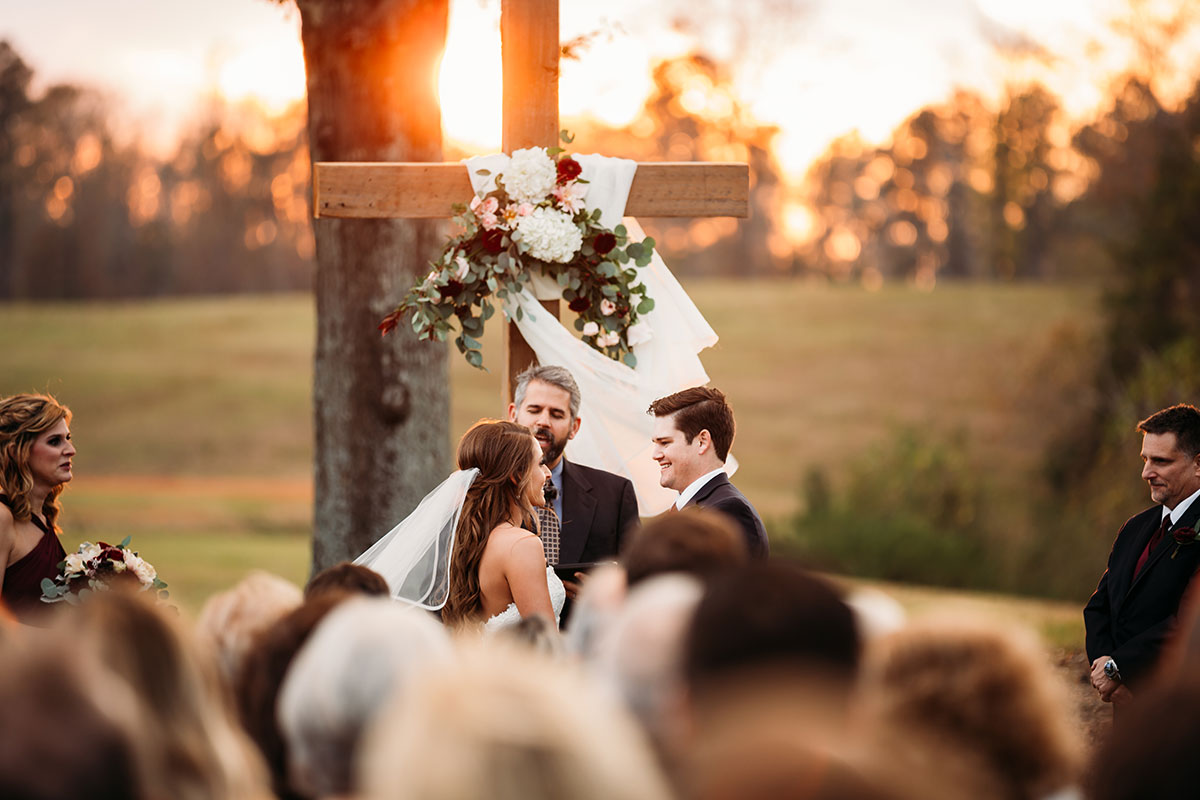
<box><xmin>674</xmin><ymin>467</ymin><xmax>727</xmax><ymax>510</ymax></box>
<box><xmin>1164</xmin><ymin>486</ymin><xmax>1200</xmax><ymax>525</ymax></box>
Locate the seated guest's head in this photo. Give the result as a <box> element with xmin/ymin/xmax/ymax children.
<box><xmin>54</xmin><ymin>591</ymin><xmax>270</xmax><ymax>800</ymax></box>
<box><xmin>1087</xmin><ymin>675</ymin><xmax>1200</xmax><ymax>800</ymax></box>
<box><xmin>496</xmin><ymin>612</ymin><xmax>564</xmax><ymax>658</ymax></box>
<box><xmin>0</xmin><ymin>638</ymin><xmax>143</xmax><ymax>800</ymax></box>
<box><xmin>562</xmin><ymin>562</ymin><xmax>627</xmax><ymax>662</ymax></box>
<box><xmin>236</xmin><ymin>592</ymin><xmax>353</xmax><ymax>800</ymax></box>
<box><xmin>305</xmin><ymin>561</ymin><xmax>390</xmax><ymax>600</ymax></box>
<box><xmin>622</xmin><ymin>507</ymin><xmax>747</xmax><ymax>587</ymax></box>
<box><xmin>859</xmin><ymin>617</ymin><xmax>1081</xmax><ymax>800</ymax></box>
<box><xmin>682</xmin><ymin>717</ymin><xmax>905</xmax><ymax>800</ymax></box>
<box><xmin>360</xmin><ymin>642</ymin><xmax>673</xmax><ymax>800</ymax></box>
<box><xmin>196</xmin><ymin>570</ymin><xmax>303</xmax><ymax>685</ymax></box>
<box><xmin>684</xmin><ymin>561</ymin><xmax>860</xmax><ymax>707</ymax></box>
<box><xmin>595</xmin><ymin>573</ymin><xmax>704</xmax><ymax>765</ymax></box>
<box><xmin>278</xmin><ymin>598</ymin><xmax>452</xmax><ymax>799</ymax></box>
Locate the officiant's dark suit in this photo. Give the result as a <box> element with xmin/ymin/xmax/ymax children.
<box><xmin>1085</xmin><ymin>404</ymin><xmax>1200</xmax><ymax>695</ymax></box>
<box><xmin>684</xmin><ymin>473</ymin><xmax>769</xmax><ymax>559</ymax></box>
<box><xmin>559</xmin><ymin>457</ymin><xmax>639</xmax><ymax>563</ymax></box>
<box><xmin>508</xmin><ymin>365</ymin><xmax>639</xmax><ymax>564</ymax></box>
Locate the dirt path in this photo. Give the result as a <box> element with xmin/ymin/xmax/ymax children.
<box><xmin>1055</xmin><ymin>647</ymin><xmax>1111</xmax><ymax>748</ymax></box>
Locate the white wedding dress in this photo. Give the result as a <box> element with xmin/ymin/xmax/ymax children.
<box><xmin>484</xmin><ymin>566</ymin><xmax>566</xmax><ymax>632</ymax></box>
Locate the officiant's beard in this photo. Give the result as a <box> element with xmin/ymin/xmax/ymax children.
<box><xmin>534</xmin><ymin>426</ymin><xmax>567</xmax><ymax>467</ymax></box>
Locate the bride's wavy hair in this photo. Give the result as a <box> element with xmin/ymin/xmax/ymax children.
<box><xmin>442</xmin><ymin>419</ymin><xmax>540</xmax><ymax>627</ymax></box>
<box><xmin>0</xmin><ymin>393</ymin><xmax>72</xmax><ymax>533</ymax></box>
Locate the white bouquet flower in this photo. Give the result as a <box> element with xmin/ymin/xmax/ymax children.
<box><xmin>503</xmin><ymin>147</ymin><xmax>557</xmax><ymax>203</ymax></box>
<box><xmin>516</xmin><ymin>207</ymin><xmax>583</xmax><ymax>263</ymax></box>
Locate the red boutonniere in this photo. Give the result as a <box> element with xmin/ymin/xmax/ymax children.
<box><xmin>1171</xmin><ymin>527</ymin><xmax>1197</xmax><ymax>559</ymax></box>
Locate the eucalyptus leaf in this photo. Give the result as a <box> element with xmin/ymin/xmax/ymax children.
<box><xmin>119</xmin><ymin>535</ymin><xmax>132</xmax><ymax>548</ymax></box>
<box><xmin>614</xmin><ymin>224</ymin><xmax>627</xmax><ymax>237</ymax></box>
<box><xmin>623</xmin><ymin>352</ymin><xmax>638</xmax><ymax>368</ymax></box>
<box><xmin>637</xmin><ymin>298</ymin><xmax>656</xmax><ymax>314</ymax></box>
<box><xmin>462</xmin><ymin>334</ymin><xmax>481</xmax><ymax>351</ymax></box>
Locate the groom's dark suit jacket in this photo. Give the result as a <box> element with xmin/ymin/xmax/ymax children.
<box><xmin>558</xmin><ymin>458</ymin><xmax>639</xmax><ymax>564</ymax></box>
<box><xmin>1084</xmin><ymin>501</ymin><xmax>1200</xmax><ymax>688</ymax></box>
<box><xmin>685</xmin><ymin>473</ymin><xmax>770</xmax><ymax>559</ymax></box>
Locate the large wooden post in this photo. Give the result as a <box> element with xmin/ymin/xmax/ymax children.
<box><xmin>500</xmin><ymin>0</ymin><xmax>561</xmax><ymax>402</ymax></box>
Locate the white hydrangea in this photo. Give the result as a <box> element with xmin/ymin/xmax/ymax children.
<box><xmin>503</xmin><ymin>147</ymin><xmax>557</xmax><ymax>202</ymax></box>
<box><xmin>516</xmin><ymin>207</ymin><xmax>583</xmax><ymax>263</ymax></box>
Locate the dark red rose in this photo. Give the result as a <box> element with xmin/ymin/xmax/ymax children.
<box><xmin>1172</xmin><ymin>527</ymin><xmax>1197</xmax><ymax>545</ymax></box>
<box><xmin>438</xmin><ymin>280</ymin><xmax>464</xmax><ymax>300</ymax></box>
<box><xmin>378</xmin><ymin>309</ymin><xmax>402</xmax><ymax>336</ymax></box>
<box><xmin>480</xmin><ymin>228</ymin><xmax>505</xmax><ymax>254</ymax></box>
<box><xmin>593</xmin><ymin>232</ymin><xmax>617</xmax><ymax>256</ymax></box>
<box><xmin>556</xmin><ymin>157</ymin><xmax>582</xmax><ymax>184</ymax></box>
<box><xmin>568</xmin><ymin>296</ymin><xmax>592</xmax><ymax>313</ymax></box>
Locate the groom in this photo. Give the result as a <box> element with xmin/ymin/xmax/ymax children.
<box><xmin>649</xmin><ymin>387</ymin><xmax>769</xmax><ymax>558</ymax></box>
<box><xmin>508</xmin><ymin>365</ymin><xmax>639</xmax><ymax>583</ymax></box>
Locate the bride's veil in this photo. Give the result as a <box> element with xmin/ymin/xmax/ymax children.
<box><xmin>353</xmin><ymin>468</ymin><xmax>479</xmax><ymax>610</ymax></box>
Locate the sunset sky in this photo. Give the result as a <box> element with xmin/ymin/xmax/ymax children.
<box><xmin>2</xmin><ymin>0</ymin><xmax>1195</xmax><ymax>178</ymax></box>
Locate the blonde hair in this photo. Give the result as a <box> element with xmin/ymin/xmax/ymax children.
<box><xmin>0</xmin><ymin>393</ymin><xmax>72</xmax><ymax>532</ymax></box>
<box><xmin>195</xmin><ymin>570</ymin><xmax>304</xmax><ymax>685</ymax></box>
<box><xmin>360</xmin><ymin>642</ymin><xmax>673</xmax><ymax>800</ymax></box>
<box><xmin>56</xmin><ymin>591</ymin><xmax>272</xmax><ymax>800</ymax></box>
<box><xmin>859</xmin><ymin>617</ymin><xmax>1082</xmax><ymax>800</ymax></box>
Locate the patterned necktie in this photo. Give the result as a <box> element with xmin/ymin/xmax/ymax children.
<box><xmin>537</xmin><ymin>477</ymin><xmax>561</xmax><ymax>565</ymax></box>
<box><xmin>1134</xmin><ymin>514</ymin><xmax>1172</xmax><ymax>579</ymax></box>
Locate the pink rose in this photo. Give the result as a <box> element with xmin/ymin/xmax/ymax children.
<box><xmin>600</xmin><ymin>299</ymin><xmax>616</xmax><ymax>316</ymax></box>
<box><xmin>582</xmin><ymin>321</ymin><xmax>599</xmax><ymax>336</ymax></box>
<box><xmin>470</xmin><ymin>195</ymin><xmax>500</xmax><ymax>229</ymax></box>
<box><xmin>552</xmin><ymin>182</ymin><xmax>588</xmax><ymax>214</ymax></box>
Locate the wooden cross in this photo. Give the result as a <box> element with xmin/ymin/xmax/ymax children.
<box><xmin>312</xmin><ymin>0</ymin><xmax>748</xmax><ymax>401</ymax></box>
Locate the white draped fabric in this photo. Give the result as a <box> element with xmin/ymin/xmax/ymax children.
<box><xmin>465</xmin><ymin>154</ymin><xmax>735</xmax><ymax>515</ymax></box>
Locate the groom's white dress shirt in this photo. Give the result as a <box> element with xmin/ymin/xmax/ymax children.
<box><xmin>673</xmin><ymin>468</ymin><xmax>727</xmax><ymax>511</ymax></box>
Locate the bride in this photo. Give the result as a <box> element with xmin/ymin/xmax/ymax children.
<box><xmin>356</xmin><ymin>420</ymin><xmax>565</xmax><ymax>630</ymax></box>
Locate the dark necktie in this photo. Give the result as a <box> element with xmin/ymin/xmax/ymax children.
<box><xmin>1133</xmin><ymin>514</ymin><xmax>1172</xmax><ymax>579</ymax></box>
<box><xmin>537</xmin><ymin>477</ymin><xmax>561</xmax><ymax>565</ymax></box>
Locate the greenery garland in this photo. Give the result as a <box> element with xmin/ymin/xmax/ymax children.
<box><xmin>379</xmin><ymin>139</ymin><xmax>657</xmax><ymax>369</ymax></box>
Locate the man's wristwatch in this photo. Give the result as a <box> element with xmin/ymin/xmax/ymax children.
<box><xmin>1103</xmin><ymin>658</ymin><xmax>1122</xmax><ymax>682</ymax></box>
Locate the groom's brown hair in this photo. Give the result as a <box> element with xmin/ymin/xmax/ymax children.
<box><xmin>648</xmin><ymin>387</ymin><xmax>735</xmax><ymax>462</ymax></box>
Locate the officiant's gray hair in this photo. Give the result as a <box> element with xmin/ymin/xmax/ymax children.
<box><xmin>514</xmin><ymin>365</ymin><xmax>582</xmax><ymax>420</ymax></box>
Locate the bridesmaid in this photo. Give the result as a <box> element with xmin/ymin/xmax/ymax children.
<box><xmin>0</xmin><ymin>393</ymin><xmax>74</xmax><ymax>624</ymax></box>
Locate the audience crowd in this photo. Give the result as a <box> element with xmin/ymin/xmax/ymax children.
<box><xmin>6</xmin><ymin>506</ymin><xmax>1198</xmax><ymax>800</ymax></box>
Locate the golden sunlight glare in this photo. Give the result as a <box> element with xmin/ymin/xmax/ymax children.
<box><xmin>216</xmin><ymin>38</ymin><xmax>306</xmax><ymax>113</ymax></box>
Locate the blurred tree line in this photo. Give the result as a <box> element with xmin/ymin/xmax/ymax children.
<box><xmin>792</xmin><ymin>60</ymin><xmax>1200</xmax><ymax>600</ymax></box>
<box><xmin>0</xmin><ymin>41</ymin><xmax>314</xmax><ymax>299</ymax></box>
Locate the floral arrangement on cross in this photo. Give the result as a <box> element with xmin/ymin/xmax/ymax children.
<box><xmin>379</xmin><ymin>133</ymin><xmax>657</xmax><ymax>369</ymax></box>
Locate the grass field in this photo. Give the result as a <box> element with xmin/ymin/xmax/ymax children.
<box><xmin>1</xmin><ymin>280</ymin><xmax>1099</xmax><ymax>628</ymax></box>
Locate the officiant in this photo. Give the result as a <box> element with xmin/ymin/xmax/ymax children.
<box><xmin>507</xmin><ymin>365</ymin><xmax>639</xmax><ymax>599</ymax></box>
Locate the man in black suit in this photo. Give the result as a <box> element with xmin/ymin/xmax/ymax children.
<box><xmin>648</xmin><ymin>387</ymin><xmax>769</xmax><ymax>558</ymax></box>
<box><xmin>508</xmin><ymin>365</ymin><xmax>639</xmax><ymax>589</ymax></box>
<box><xmin>1085</xmin><ymin>403</ymin><xmax>1200</xmax><ymax>705</ymax></box>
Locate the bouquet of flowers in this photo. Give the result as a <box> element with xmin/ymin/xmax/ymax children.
<box><xmin>379</xmin><ymin>137</ymin><xmax>657</xmax><ymax>369</ymax></box>
<box><xmin>41</xmin><ymin>536</ymin><xmax>168</xmax><ymax>604</ymax></box>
